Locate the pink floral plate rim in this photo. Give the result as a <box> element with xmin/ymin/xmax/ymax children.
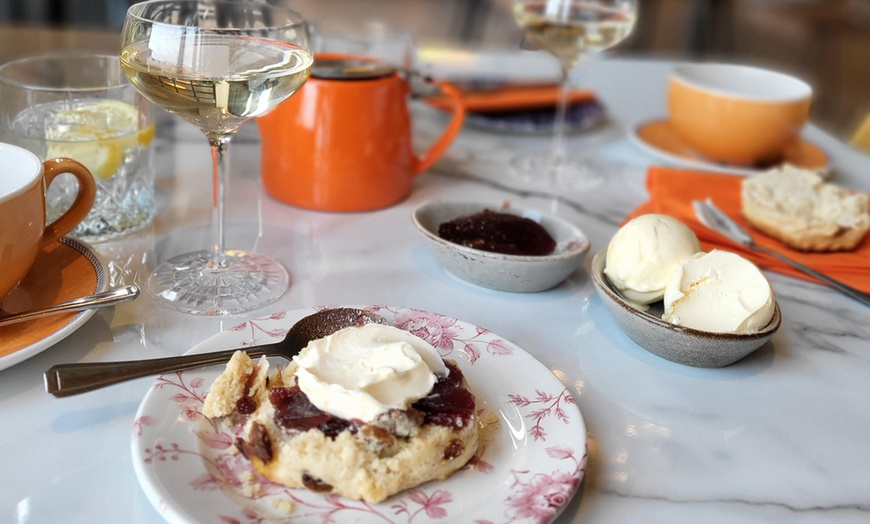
<box><xmin>131</xmin><ymin>305</ymin><xmax>588</xmax><ymax>524</ymax></box>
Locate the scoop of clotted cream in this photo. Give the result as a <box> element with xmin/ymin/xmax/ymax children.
<box><xmin>292</xmin><ymin>323</ymin><xmax>448</xmax><ymax>423</ymax></box>
<box><xmin>663</xmin><ymin>249</ymin><xmax>776</xmax><ymax>334</ymax></box>
<box><xmin>604</xmin><ymin>214</ymin><xmax>702</xmax><ymax>305</ymax></box>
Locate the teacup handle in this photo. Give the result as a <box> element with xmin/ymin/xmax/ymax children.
<box><xmin>413</xmin><ymin>81</ymin><xmax>465</xmax><ymax>175</ymax></box>
<box><xmin>40</xmin><ymin>158</ymin><xmax>96</xmax><ymax>248</ymax></box>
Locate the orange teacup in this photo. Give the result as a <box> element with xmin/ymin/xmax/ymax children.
<box><xmin>668</xmin><ymin>63</ymin><xmax>812</xmax><ymax>167</ymax></box>
<box><xmin>257</xmin><ymin>55</ymin><xmax>464</xmax><ymax>212</ymax></box>
<box><xmin>0</xmin><ymin>143</ymin><xmax>96</xmax><ymax>300</ymax></box>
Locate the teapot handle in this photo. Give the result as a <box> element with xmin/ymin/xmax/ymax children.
<box><xmin>413</xmin><ymin>81</ymin><xmax>465</xmax><ymax>175</ymax></box>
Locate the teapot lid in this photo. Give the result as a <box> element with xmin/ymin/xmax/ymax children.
<box><xmin>312</xmin><ymin>58</ymin><xmax>397</xmax><ymax>80</ymax></box>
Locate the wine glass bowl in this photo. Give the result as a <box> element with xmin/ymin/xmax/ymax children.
<box><xmin>120</xmin><ymin>0</ymin><xmax>312</xmax><ymax>315</ymax></box>
<box><xmin>512</xmin><ymin>0</ymin><xmax>637</xmax><ymax>188</ymax></box>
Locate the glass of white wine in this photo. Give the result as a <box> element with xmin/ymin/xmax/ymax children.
<box><xmin>120</xmin><ymin>0</ymin><xmax>312</xmax><ymax>315</ymax></box>
<box><xmin>512</xmin><ymin>0</ymin><xmax>637</xmax><ymax>187</ymax></box>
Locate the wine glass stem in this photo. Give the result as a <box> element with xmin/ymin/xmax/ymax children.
<box><xmin>207</xmin><ymin>133</ymin><xmax>231</xmax><ymax>271</ymax></box>
<box><xmin>550</xmin><ymin>63</ymin><xmax>572</xmax><ymax>163</ymax></box>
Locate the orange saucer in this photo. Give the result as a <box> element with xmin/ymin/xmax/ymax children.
<box><xmin>0</xmin><ymin>237</ymin><xmax>106</xmax><ymax>370</ymax></box>
<box><xmin>630</xmin><ymin>119</ymin><xmax>829</xmax><ymax>176</ymax></box>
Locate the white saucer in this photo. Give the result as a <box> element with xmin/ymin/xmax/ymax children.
<box><xmin>0</xmin><ymin>237</ymin><xmax>107</xmax><ymax>372</ymax></box>
<box><xmin>628</xmin><ymin>118</ymin><xmax>829</xmax><ymax>176</ymax></box>
<box><xmin>132</xmin><ymin>305</ymin><xmax>588</xmax><ymax>523</ymax></box>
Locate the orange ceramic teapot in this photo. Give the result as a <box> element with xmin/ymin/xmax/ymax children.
<box><xmin>257</xmin><ymin>55</ymin><xmax>464</xmax><ymax>212</ymax></box>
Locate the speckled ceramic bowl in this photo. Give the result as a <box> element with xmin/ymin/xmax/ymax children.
<box><xmin>412</xmin><ymin>200</ymin><xmax>590</xmax><ymax>292</ymax></box>
<box><xmin>590</xmin><ymin>249</ymin><xmax>781</xmax><ymax>367</ymax></box>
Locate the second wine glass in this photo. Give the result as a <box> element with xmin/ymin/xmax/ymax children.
<box><xmin>512</xmin><ymin>0</ymin><xmax>637</xmax><ymax>188</ymax></box>
<box><xmin>120</xmin><ymin>0</ymin><xmax>312</xmax><ymax>315</ymax></box>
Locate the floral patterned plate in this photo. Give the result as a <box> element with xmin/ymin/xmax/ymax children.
<box><xmin>132</xmin><ymin>306</ymin><xmax>587</xmax><ymax>524</ymax></box>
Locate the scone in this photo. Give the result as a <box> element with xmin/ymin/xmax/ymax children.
<box><xmin>741</xmin><ymin>165</ymin><xmax>870</xmax><ymax>252</ymax></box>
<box><xmin>203</xmin><ymin>324</ymin><xmax>478</xmax><ymax>504</ymax></box>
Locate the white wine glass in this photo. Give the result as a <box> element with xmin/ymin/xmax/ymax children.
<box><xmin>512</xmin><ymin>0</ymin><xmax>637</xmax><ymax>187</ymax></box>
<box><xmin>120</xmin><ymin>0</ymin><xmax>312</xmax><ymax>315</ymax></box>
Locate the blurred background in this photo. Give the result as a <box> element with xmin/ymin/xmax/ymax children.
<box><xmin>1</xmin><ymin>0</ymin><xmax>869</xmax><ymax>143</ymax></box>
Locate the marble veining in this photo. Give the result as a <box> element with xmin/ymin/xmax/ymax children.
<box><xmin>1</xmin><ymin>58</ymin><xmax>868</xmax><ymax>523</ymax></box>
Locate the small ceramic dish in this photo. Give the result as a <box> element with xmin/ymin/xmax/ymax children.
<box><xmin>590</xmin><ymin>249</ymin><xmax>781</xmax><ymax>368</ymax></box>
<box><xmin>412</xmin><ymin>200</ymin><xmax>590</xmax><ymax>292</ymax></box>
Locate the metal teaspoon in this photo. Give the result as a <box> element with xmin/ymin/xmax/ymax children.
<box><xmin>43</xmin><ymin>307</ymin><xmax>387</xmax><ymax>398</ymax></box>
<box><xmin>0</xmin><ymin>285</ymin><xmax>140</xmax><ymax>327</ymax></box>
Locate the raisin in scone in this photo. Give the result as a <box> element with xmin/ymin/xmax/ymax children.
<box><xmin>203</xmin><ymin>323</ymin><xmax>478</xmax><ymax>504</ymax></box>
<box><xmin>741</xmin><ymin>166</ymin><xmax>870</xmax><ymax>252</ymax></box>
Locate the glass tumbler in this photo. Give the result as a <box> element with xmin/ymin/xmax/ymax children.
<box><xmin>0</xmin><ymin>53</ymin><xmax>156</xmax><ymax>243</ymax></box>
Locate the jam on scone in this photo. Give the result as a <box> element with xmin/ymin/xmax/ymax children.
<box><xmin>203</xmin><ymin>323</ymin><xmax>479</xmax><ymax>503</ymax></box>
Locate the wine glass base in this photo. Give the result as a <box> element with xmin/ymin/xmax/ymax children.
<box><xmin>511</xmin><ymin>153</ymin><xmax>605</xmax><ymax>190</ymax></box>
<box><xmin>147</xmin><ymin>250</ymin><xmax>289</xmax><ymax>316</ymax></box>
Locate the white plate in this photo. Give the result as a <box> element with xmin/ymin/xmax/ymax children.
<box><xmin>0</xmin><ymin>237</ymin><xmax>106</xmax><ymax>371</ymax></box>
<box><xmin>132</xmin><ymin>306</ymin><xmax>587</xmax><ymax>523</ymax></box>
<box><xmin>627</xmin><ymin>118</ymin><xmax>828</xmax><ymax>177</ymax></box>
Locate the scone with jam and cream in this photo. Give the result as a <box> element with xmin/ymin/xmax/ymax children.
<box><xmin>202</xmin><ymin>323</ymin><xmax>478</xmax><ymax>503</ymax></box>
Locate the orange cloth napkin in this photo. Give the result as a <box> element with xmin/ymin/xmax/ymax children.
<box><xmin>629</xmin><ymin>166</ymin><xmax>870</xmax><ymax>294</ymax></box>
<box><xmin>426</xmin><ymin>83</ymin><xmax>596</xmax><ymax>113</ymax></box>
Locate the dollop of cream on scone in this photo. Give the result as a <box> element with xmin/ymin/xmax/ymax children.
<box><xmin>203</xmin><ymin>324</ymin><xmax>479</xmax><ymax>503</ymax></box>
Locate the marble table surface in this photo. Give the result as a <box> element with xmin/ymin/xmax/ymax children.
<box><xmin>1</xmin><ymin>56</ymin><xmax>869</xmax><ymax>523</ymax></box>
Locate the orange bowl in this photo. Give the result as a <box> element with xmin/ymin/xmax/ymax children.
<box><xmin>668</xmin><ymin>63</ymin><xmax>812</xmax><ymax>167</ymax></box>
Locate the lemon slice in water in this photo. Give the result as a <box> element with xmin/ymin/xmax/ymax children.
<box><xmin>45</xmin><ymin>100</ymin><xmax>150</xmax><ymax>180</ymax></box>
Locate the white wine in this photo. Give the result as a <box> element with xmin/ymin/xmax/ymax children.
<box><xmin>121</xmin><ymin>34</ymin><xmax>313</xmax><ymax>134</ymax></box>
<box><xmin>515</xmin><ymin>1</ymin><xmax>636</xmax><ymax>67</ymax></box>
<box><xmin>509</xmin><ymin>0</ymin><xmax>636</xmax><ymax>187</ymax></box>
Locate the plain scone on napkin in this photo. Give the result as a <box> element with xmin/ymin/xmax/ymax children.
<box><xmin>741</xmin><ymin>166</ymin><xmax>870</xmax><ymax>252</ymax></box>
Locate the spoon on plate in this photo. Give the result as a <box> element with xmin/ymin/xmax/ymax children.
<box><xmin>43</xmin><ymin>307</ymin><xmax>386</xmax><ymax>398</ymax></box>
<box><xmin>0</xmin><ymin>285</ymin><xmax>140</xmax><ymax>327</ymax></box>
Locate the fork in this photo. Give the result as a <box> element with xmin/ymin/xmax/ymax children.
<box><xmin>692</xmin><ymin>199</ymin><xmax>870</xmax><ymax>308</ymax></box>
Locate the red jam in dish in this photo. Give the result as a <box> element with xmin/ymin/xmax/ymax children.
<box><xmin>438</xmin><ymin>209</ymin><xmax>556</xmax><ymax>256</ymax></box>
